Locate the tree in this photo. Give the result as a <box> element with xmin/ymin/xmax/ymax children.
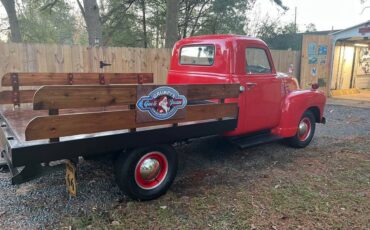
<box><xmin>280</xmin><ymin>22</ymin><xmax>298</xmax><ymax>34</ymax></box>
<box><xmin>165</xmin><ymin>0</ymin><xmax>179</xmax><ymax>48</ymax></box>
<box><xmin>0</xmin><ymin>0</ymin><xmax>290</xmax><ymax>47</ymax></box>
<box><xmin>360</xmin><ymin>0</ymin><xmax>369</xmax><ymax>13</ymax></box>
<box><xmin>18</xmin><ymin>0</ymin><xmax>76</xmax><ymax>44</ymax></box>
<box><xmin>193</xmin><ymin>0</ymin><xmax>251</xmax><ymax>35</ymax></box>
<box><xmin>1</xmin><ymin>0</ymin><xmax>22</xmax><ymax>42</ymax></box>
<box><xmin>77</xmin><ymin>0</ymin><xmax>103</xmax><ymax>46</ymax></box>
<box><xmin>305</xmin><ymin>23</ymin><xmax>317</xmax><ymax>32</ymax></box>
<box><xmin>140</xmin><ymin>0</ymin><xmax>148</xmax><ymax>47</ymax></box>
<box><xmin>100</xmin><ymin>0</ymin><xmax>142</xmax><ymax>47</ymax></box>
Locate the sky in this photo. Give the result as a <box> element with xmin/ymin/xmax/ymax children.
<box><xmin>257</xmin><ymin>0</ymin><xmax>370</xmax><ymax>31</ymax></box>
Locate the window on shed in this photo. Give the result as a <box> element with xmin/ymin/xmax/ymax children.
<box><xmin>180</xmin><ymin>45</ymin><xmax>215</xmax><ymax>66</ymax></box>
<box><xmin>245</xmin><ymin>48</ymin><xmax>272</xmax><ymax>74</ymax></box>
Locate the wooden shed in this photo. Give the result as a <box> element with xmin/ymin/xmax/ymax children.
<box><xmin>300</xmin><ymin>21</ymin><xmax>370</xmax><ymax>101</ymax></box>
<box><xmin>330</xmin><ymin>21</ymin><xmax>370</xmax><ymax>100</ymax></box>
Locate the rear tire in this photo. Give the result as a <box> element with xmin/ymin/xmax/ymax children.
<box><xmin>287</xmin><ymin>110</ymin><xmax>316</xmax><ymax>148</ymax></box>
<box><xmin>115</xmin><ymin>145</ymin><xmax>178</xmax><ymax>201</ymax></box>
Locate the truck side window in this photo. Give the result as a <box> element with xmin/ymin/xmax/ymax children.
<box><xmin>245</xmin><ymin>48</ymin><xmax>272</xmax><ymax>74</ymax></box>
<box><xmin>180</xmin><ymin>45</ymin><xmax>215</xmax><ymax>66</ymax></box>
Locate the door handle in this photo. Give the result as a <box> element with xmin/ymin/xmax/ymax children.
<box><xmin>245</xmin><ymin>82</ymin><xmax>257</xmax><ymax>90</ymax></box>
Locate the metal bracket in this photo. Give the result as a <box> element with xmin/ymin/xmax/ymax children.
<box><xmin>99</xmin><ymin>73</ymin><xmax>106</xmax><ymax>85</ymax></box>
<box><xmin>137</xmin><ymin>74</ymin><xmax>144</xmax><ymax>84</ymax></box>
<box><xmin>0</xmin><ymin>150</ymin><xmax>9</xmax><ymax>173</ymax></box>
<box><xmin>67</xmin><ymin>73</ymin><xmax>73</xmax><ymax>85</ymax></box>
<box><xmin>11</xmin><ymin>73</ymin><xmax>20</xmax><ymax>107</ymax></box>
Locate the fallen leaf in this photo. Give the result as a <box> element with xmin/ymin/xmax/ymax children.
<box><xmin>281</xmin><ymin>213</ymin><xmax>289</xmax><ymax>220</ymax></box>
<box><xmin>111</xmin><ymin>221</ymin><xmax>120</xmax><ymax>226</ymax></box>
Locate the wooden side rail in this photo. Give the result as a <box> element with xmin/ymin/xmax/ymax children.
<box><xmin>0</xmin><ymin>72</ymin><xmax>154</xmax><ymax>105</ymax></box>
<box><xmin>25</xmin><ymin>103</ymin><xmax>237</xmax><ymax>140</ymax></box>
<box><xmin>0</xmin><ymin>90</ymin><xmax>35</xmax><ymax>104</ymax></box>
<box><xmin>32</xmin><ymin>84</ymin><xmax>240</xmax><ymax>110</ymax></box>
<box><xmin>1</xmin><ymin>73</ymin><xmax>153</xmax><ymax>86</ymax></box>
<box><xmin>25</xmin><ymin>84</ymin><xmax>240</xmax><ymax>141</ymax></box>
<box><xmin>33</xmin><ymin>85</ymin><xmax>137</xmax><ymax>110</ymax></box>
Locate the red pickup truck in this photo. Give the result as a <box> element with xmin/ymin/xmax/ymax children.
<box><xmin>169</xmin><ymin>34</ymin><xmax>326</xmax><ymax>142</ymax></box>
<box><xmin>0</xmin><ymin>35</ymin><xmax>325</xmax><ymax>201</ymax></box>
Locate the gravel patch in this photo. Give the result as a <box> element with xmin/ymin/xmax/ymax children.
<box><xmin>0</xmin><ymin>105</ymin><xmax>369</xmax><ymax>229</ymax></box>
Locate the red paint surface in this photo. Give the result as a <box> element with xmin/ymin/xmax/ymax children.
<box><xmin>167</xmin><ymin>34</ymin><xmax>326</xmax><ymax>138</ymax></box>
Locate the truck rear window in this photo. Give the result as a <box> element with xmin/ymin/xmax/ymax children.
<box><xmin>180</xmin><ymin>45</ymin><xmax>215</xmax><ymax>66</ymax></box>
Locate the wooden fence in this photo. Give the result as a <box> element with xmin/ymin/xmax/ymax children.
<box><xmin>0</xmin><ymin>43</ymin><xmax>301</xmax><ymax>90</ymax></box>
<box><xmin>271</xmin><ymin>50</ymin><xmax>301</xmax><ymax>79</ymax></box>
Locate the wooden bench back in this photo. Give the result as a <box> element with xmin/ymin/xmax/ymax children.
<box><xmin>25</xmin><ymin>84</ymin><xmax>240</xmax><ymax>141</ymax></box>
<box><xmin>0</xmin><ymin>72</ymin><xmax>154</xmax><ymax>105</ymax></box>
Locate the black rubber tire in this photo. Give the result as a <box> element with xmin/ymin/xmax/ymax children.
<box><xmin>115</xmin><ymin>145</ymin><xmax>178</xmax><ymax>201</ymax></box>
<box><xmin>286</xmin><ymin>110</ymin><xmax>316</xmax><ymax>148</ymax></box>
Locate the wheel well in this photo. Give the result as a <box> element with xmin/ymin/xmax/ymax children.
<box><xmin>307</xmin><ymin>107</ymin><xmax>320</xmax><ymax>123</ymax></box>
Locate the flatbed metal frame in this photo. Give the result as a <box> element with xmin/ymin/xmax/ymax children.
<box><xmin>0</xmin><ymin>110</ymin><xmax>237</xmax><ymax>184</ymax></box>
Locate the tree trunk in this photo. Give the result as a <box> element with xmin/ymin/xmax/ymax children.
<box><xmin>141</xmin><ymin>0</ymin><xmax>147</xmax><ymax>48</ymax></box>
<box><xmin>182</xmin><ymin>3</ymin><xmax>189</xmax><ymax>39</ymax></box>
<box><xmin>165</xmin><ymin>0</ymin><xmax>179</xmax><ymax>48</ymax></box>
<box><xmin>1</xmin><ymin>0</ymin><xmax>21</xmax><ymax>42</ymax></box>
<box><xmin>78</xmin><ymin>0</ymin><xmax>103</xmax><ymax>46</ymax></box>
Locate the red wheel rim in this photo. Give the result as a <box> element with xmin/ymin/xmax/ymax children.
<box><xmin>298</xmin><ymin>117</ymin><xmax>311</xmax><ymax>141</ymax></box>
<box><xmin>134</xmin><ymin>152</ymin><xmax>168</xmax><ymax>190</ymax></box>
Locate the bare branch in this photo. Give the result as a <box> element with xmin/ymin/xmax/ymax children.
<box><xmin>100</xmin><ymin>0</ymin><xmax>136</xmax><ymax>24</ymax></box>
<box><xmin>40</xmin><ymin>0</ymin><xmax>59</xmax><ymax>12</ymax></box>
<box><xmin>76</xmin><ymin>0</ymin><xmax>86</xmax><ymax>19</ymax></box>
<box><xmin>361</xmin><ymin>6</ymin><xmax>370</xmax><ymax>14</ymax></box>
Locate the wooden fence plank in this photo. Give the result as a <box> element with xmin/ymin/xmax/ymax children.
<box><xmin>25</xmin><ymin>103</ymin><xmax>238</xmax><ymax>140</ymax></box>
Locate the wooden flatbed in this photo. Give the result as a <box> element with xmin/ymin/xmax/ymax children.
<box><xmin>0</xmin><ymin>72</ymin><xmax>240</xmax><ymax>185</ymax></box>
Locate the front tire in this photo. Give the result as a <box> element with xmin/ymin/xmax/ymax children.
<box><xmin>115</xmin><ymin>145</ymin><xmax>178</xmax><ymax>201</ymax></box>
<box><xmin>287</xmin><ymin>110</ymin><xmax>316</xmax><ymax>148</ymax></box>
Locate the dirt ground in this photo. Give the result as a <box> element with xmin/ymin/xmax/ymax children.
<box><xmin>0</xmin><ymin>104</ymin><xmax>369</xmax><ymax>229</ymax></box>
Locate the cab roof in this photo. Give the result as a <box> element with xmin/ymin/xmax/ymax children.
<box><xmin>176</xmin><ymin>34</ymin><xmax>268</xmax><ymax>46</ymax></box>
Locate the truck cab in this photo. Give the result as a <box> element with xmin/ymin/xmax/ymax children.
<box><xmin>168</xmin><ymin>35</ymin><xmax>326</xmax><ymax>146</ymax></box>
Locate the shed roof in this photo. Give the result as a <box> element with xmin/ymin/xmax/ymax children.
<box><xmin>330</xmin><ymin>20</ymin><xmax>370</xmax><ymax>36</ymax></box>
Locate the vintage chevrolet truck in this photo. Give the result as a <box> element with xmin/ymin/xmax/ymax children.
<box><xmin>0</xmin><ymin>35</ymin><xmax>326</xmax><ymax>200</ymax></box>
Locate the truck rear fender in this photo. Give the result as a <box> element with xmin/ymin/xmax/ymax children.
<box><xmin>272</xmin><ymin>90</ymin><xmax>326</xmax><ymax>137</ymax></box>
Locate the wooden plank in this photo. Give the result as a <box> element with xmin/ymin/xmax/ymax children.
<box><xmin>1</xmin><ymin>72</ymin><xmax>154</xmax><ymax>86</ymax></box>
<box><xmin>32</xmin><ymin>84</ymin><xmax>240</xmax><ymax>110</ymax></box>
<box><xmin>33</xmin><ymin>85</ymin><xmax>137</xmax><ymax>110</ymax></box>
<box><xmin>25</xmin><ymin>103</ymin><xmax>238</xmax><ymax>140</ymax></box>
<box><xmin>186</xmin><ymin>84</ymin><xmax>240</xmax><ymax>100</ymax></box>
<box><xmin>0</xmin><ymin>90</ymin><xmax>36</xmax><ymax>104</ymax></box>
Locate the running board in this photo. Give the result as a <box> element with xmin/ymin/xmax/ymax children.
<box><xmin>229</xmin><ymin>132</ymin><xmax>282</xmax><ymax>149</ymax></box>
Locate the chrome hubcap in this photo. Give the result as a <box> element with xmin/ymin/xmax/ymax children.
<box><xmin>298</xmin><ymin>121</ymin><xmax>308</xmax><ymax>137</ymax></box>
<box><xmin>139</xmin><ymin>158</ymin><xmax>161</xmax><ymax>181</ymax></box>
